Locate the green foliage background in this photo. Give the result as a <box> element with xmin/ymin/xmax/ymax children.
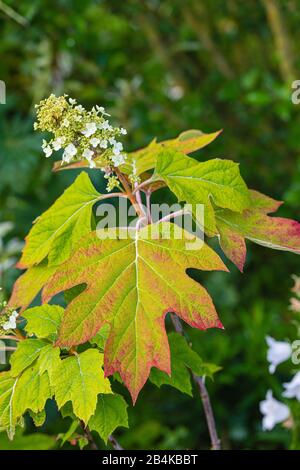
<box><xmin>0</xmin><ymin>0</ymin><xmax>300</xmax><ymax>450</ymax></box>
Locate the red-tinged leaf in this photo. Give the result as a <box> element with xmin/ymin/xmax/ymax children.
<box><xmin>8</xmin><ymin>263</ymin><xmax>57</xmax><ymax>312</ymax></box>
<box><xmin>42</xmin><ymin>223</ymin><xmax>227</xmax><ymax>402</ymax></box>
<box><xmin>216</xmin><ymin>190</ymin><xmax>300</xmax><ymax>271</ymax></box>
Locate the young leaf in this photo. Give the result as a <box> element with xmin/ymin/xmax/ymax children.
<box><xmin>57</xmin><ymin>419</ymin><xmax>80</xmax><ymax>447</ymax></box>
<box><xmin>18</xmin><ymin>172</ymin><xmax>102</xmax><ymax>268</ymax></box>
<box><xmin>216</xmin><ymin>190</ymin><xmax>300</xmax><ymax>271</ymax></box>
<box><xmin>43</xmin><ymin>222</ymin><xmax>227</xmax><ymax>402</ymax></box>
<box><xmin>88</xmin><ymin>394</ymin><xmax>128</xmax><ymax>443</ymax></box>
<box><xmin>8</xmin><ymin>262</ymin><xmax>57</xmax><ymax>312</ymax></box>
<box><xmin>51</xmin><ymin>349</ymin><xmax>111</xmax><ymax>424</ymax></box>
<box><xmin>150</xmin><ymin>332</ymin><xmax>220</xmax><ymax>395</ymax></box>
<box><xmin>29</xmin><ymin>409</ymin><xmax>46</xmax><ymax>427</ymax></box>
<box><xmin>153</xmin><ymin>150</ymin><xmax>250</xmax><ymax>234</ymax></box>
<box><xmin>10</xmin><ymin>339</ymin><xmax>49</xmax><ymax>377</ymax></box>
<box><xmin>23</xmin><ymin>304</ymin><xmax>64</xmax><ymax>341</ymax></box>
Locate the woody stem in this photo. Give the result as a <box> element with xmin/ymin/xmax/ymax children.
<box><xmin>170</xmin><ymin>314</ymin><xmax>221</xmax><ymax>450</ymax></box>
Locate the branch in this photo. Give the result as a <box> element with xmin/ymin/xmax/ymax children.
<box><xmin>157</xmin><ymin>209</ymin><xmax>187</xmax><ymax>224</ymax></box>
<box><xmin>114</xmin><ymin>168</ymin><xmax>144</xmax><ymax>218</ymax></box>
<box><xmin>0</xmin><ymin>335</ymin><xmax>21</xmax><ymax>341</ymax></box>
<box><xmin>108</xmin><ymin>434</ymin><xmax>124</xmax><ymax>450</ymax></box>
<box><xmin>262</xmin><ymin>0</ymin><xmax>296</xmax><ymax>82</ymax></box>
<box><xmin>0</xmin><ymin>1</ymin><xmax>28</xmax><ymax>26</ymax></box>
<box><xmin>146</xmin><ymin>190</ymin><xmax>153</xmax><ymax>223</ymax></box>
<box><xmin>132</xmin><ymin>177</ymin><xmax>154</xmax><ymax>194</ymax></box>
<box><xmin>170</xmin><ymin>314</ymin><xmax>221</xmax><ymax>450</ymax></box>
<box><xmin>79</xmin><ymin>422</ymin><xmax>98</xmax><ymax>450</ymax></box>
<box><xmin>100</xmin><ymin>192</ymin><xmax>129</xmax><ymax>201</ymax></box>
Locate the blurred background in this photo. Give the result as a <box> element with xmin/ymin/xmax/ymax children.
<box><xmin>0</xmin><ymin>0</ymin><xmax>300</xmax><ymax>450</ymax></box>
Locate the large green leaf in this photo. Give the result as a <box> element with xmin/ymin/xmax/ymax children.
<box><xmin>153</xmin><ymin>150</ymin><xmax>250</xmax><ymax>234</ymax></box>
<box><xmin>51</xmin><ymin>349</ymin><xmax>111</xmax><ymax>423</ymax></box>
<box><xmin>150</xmin><ymin>333</ymin><xmax>220</xmax><ymax>395</ymax></box>
<box><xmin>88</xmin><ymin>394</ymin><xmax>128</xmax><ymax>443</ymax></box>
<box><xmin>43</xmin><ymin>222</ymin><xmax>227</xmax><ymax>402</ymax></box>
<box><xmin>216</xmin><ymin>190</ymin><xmax>300</xmax><ymax>271</ymax></box>
<box><xmin>18</xmin><ymin>172</ymin><xmax>103</xmax><ymax>268</ymax></box>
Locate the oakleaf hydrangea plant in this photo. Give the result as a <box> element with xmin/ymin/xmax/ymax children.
<box><xmin>1</xmin><ymin>95</ymin><xmax>300</xmax><ymax>449</ymax></box>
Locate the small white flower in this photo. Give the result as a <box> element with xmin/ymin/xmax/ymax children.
<box><xmin>111</xmin><ymin>153</ymin><xmax>126</xmax><ymax>167</ymax></box>
<box><xmin>100</xmin><ymin>139</ymin><xmax>108</xmax><ymax>149</ymax></box>
<box><xmin>42</xmin><ymin>139</ymin><xmax>48</xmax><ymax>149</ymax></box>
<box><xmin>43</xmin><ymin>145</ymin><xmax>53</xmax><ymax>158</ymax></box>
<box><xmin>99</xmin><ymin>120</ymin><xmax>111</xmax><ymax>131</ymax></box>
<box><xmin>283</xmin><ymin>372</ymin><xmax>300</xmax><ymax>401</ymax></box>
<box><xmin>82</xmin><ymin>148</ymin><xmax>94</xmax><ymax>161</ymax></box>
<box><xmin>113</xmin><ymin>142</ymin><xmax>123</xmax><ymax>155</ymax></box>
<box><xmin>69</xmin><ymin>98</ymin><xmax>77</xmax><ymax>105</ymax></box>
<box><xmin>109</xmin><ymin>137</ymin><xmax>116</xmax><ymax>145</ymax></box>
<box><xmin>3</xmin><ymin>310</ymin><xmax>18</xmax><ymax>331</ymax></box>
<box><xmin>62</xmin><ymin>143</ymin><xmax>77</xmax><ymax>163</ymax></box>
<box><xmin>75</xmin><ymin>105</ymin><xmax>84</xmax><ymax>112</ymax></box>
<box><xmin>96</xmin><ymin>105</ymin><xmax>110</xmax><ymax>116</ymax></box>
<box><xmin>266</xmin><ymin>336</ymin><xmax>292</xmax><ymax>374</ymax></box>
<box><xmin>120</xmin><ymin>127</ymin><xmax>127</xmax><ymax>135</ymax></box>
<box><xmin>74</xmin><ymin>115</ymin><xmax>82</xmax><ymax>122</ymax></box>
<box><xmin>52</xmin><ymin>137</ymin><xmax>66</xmax><ymax>151</ymax></box>
<box><xmin>83</xmin><ymin>149</ymin><xmax>95</xmax><ymax>169</ymax></box>
<box><xmin>82</xmin><ymin>122</ymin><xmax>97</xmax><ymax>137</ymax></box>
<box><xmin>260</xmin><ymin>390</ymin><xmax>290</xmax><ymax>431</ymax></box>
<box><xmin>90</xmin><ymin>138</ymin><xmax>100</xmax><ymax>148</ymax></box>
<box><xmin>62</xmin><ymin>118</ymin><xmax>70</xmax><ymax>127</ymax></box>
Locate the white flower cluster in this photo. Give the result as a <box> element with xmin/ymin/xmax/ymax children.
<box><xmin>35</xmin><ymin>95</ymin><xmax>127</xmax><ymax>169</ymax></box>
<box><xmin>259</xmin><ymin>335</ymin><xmax>300</xmax><ymax>431</ymax></box>
<box><xmin>2</xmin><ymin>310</ymin><xmax>18</xmax><ymax>331</ymax></box>
<box><xmin>0</xmin><ymin>290</ymin><xmax>18</xmax><ymax>333</ymax></box>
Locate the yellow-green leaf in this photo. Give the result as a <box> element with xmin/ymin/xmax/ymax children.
<box><xmin>23</xmin><ymin>304</ymin><xmax>64</xmax><ymax>341</ymax></box>
<box><xmin>154</xmin><ymin>150</ymin><xmax>250</xmax><ymax>234</ymax></box>
<box><xmin>51</xmin><ymin>349</ymin><xmax>111</xmax><ymax>424</ymax></box>
<box><xmin>18</xmin><ymin>172</ymin><xmax>102</xmax><ymax>268</ymax></box>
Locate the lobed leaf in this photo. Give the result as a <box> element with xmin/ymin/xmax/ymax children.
<box><xmin>153</xmin><ymin>150</ymin><xmax>250</xmax><ymax>234</ymax></box>
<box><xmin>23</xmin><ymin>304</ymin><xmax>64</xmax><ymax>341</ymax></box>
<box><xmin>216</xmin><ymin>190</ymin><xmax>300</xmax><ymax>271</ymax></box>
<box><xmin>18</xmin><ymin>172</ymin><xmax>102</xmax><ymax>268</ymax></box>
<box><xmin>8</xmin><ymin>262</ymin><xmax>57</xmax><ymax>312</ymax></box>
<box><xmin>42</xmin><ymin>222</ymin><xmax>227</xmax><ymax>402</ymax></box>
<box><xmin>150</xmin><ymin>333</ymin><xmax>220</xmax><ymax>395</ymax></box>
<box><xmin>0</xmin><ymin>364</ymin><xmax>52</xmax><ymax>440</ymax></box>
<box><xmin>88</xmin><ymin>394</ymin><xmax>128</xmax><ymax>443</ymax></box>
<box><xmin>51</xmin><ymin>349</ymin><xmax>111</xmax><ymax>423</ymax></box>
